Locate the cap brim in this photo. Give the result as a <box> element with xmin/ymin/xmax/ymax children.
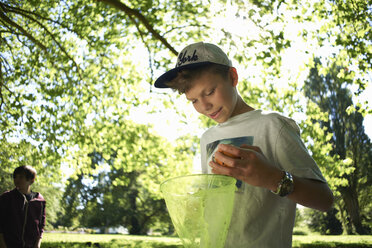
<box><xmin>154</xmin><ymin>62</ymin><xmax>216</xmax><ymax>88</ymax></box>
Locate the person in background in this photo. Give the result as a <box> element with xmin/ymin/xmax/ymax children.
<box><xmin>0</xmin><ymin>166</ymin><xmax>46</xmax><ymax>248</ymax></box>
<box><xmin>154</xmin><ymin>41</ymin><xmax>334</xmax><ymax>247</ymax></box>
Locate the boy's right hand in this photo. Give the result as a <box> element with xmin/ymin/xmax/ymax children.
<box><xmin>213</xmin><ymin>150</ymin><xmax>240</xmax><ymax>166</ymax></box>
<box><xmin>210</xmin><ymin>143</ymin><xmax>284</xmax><ymax>192</ymax></box>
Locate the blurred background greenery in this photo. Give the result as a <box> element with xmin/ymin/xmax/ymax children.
<box><xmin>0</xmin><ymin>0</ymin><xmax>371</xmax><ymax>238</ymax></box>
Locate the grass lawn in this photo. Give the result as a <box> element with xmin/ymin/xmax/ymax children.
<box><xmin>42</xmin><ymin>232</ymin><xmax>372</xmax><ymax>248</ymax></box>
<box><xmin>292</xmin><ymin>235</ymin><xmax>372</xmax><ymax>247</ymax></box>
<box><xmin>43</xmin><ymin>232</ymin><xmax>182</xmax><ymax>244</ymax></box>
<box><xmin>42</xmin><ymin>233</ymin><xmax>182</xmax><ymax>247</ymax></box>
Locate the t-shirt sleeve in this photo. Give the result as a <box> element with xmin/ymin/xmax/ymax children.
<box><xmin>274</xmin><ymin>117</ymin><xmax>326</xmax><ymax>183</ymax></box>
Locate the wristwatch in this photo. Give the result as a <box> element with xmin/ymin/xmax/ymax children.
<box><xmin>271</xmin><ymin>171</ymin><xmax>294</xmax><ymax>197</ymax></box>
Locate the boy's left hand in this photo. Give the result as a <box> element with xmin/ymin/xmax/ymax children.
<box><xmin>210</xmin><ymin>143</ymin><xmax>283</xmax><ymax>191</ymax></box>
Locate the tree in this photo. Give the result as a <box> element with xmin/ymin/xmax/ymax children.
<box><xmin>1</xmin><ymin>0</ymin><xmax>209</xmax><ymax>231</ymax></box>
<box><xmin>231</xmin><ymin>1</ymin><xmax>371</xmax><ymax>235</ymax></box>
<box><xmin>304</xmin><ymin>57</ymin><xmax>372</xmax><ymax>234</ymax></box>
<box><xmin>1</xmin><ymin>0</ymin><xmax>371</xmax><ymax>235</ymax></box>
<box><xmin>58</xmin><ymin>120</ymin><xmax>195</xmax><ymax>234</ymax></box>
<box><xmin>0</xmin><ymin>0</ymin><xmax>209</xmax><ymax>178</ymax></box>
<box><xmin>305</xmin><ymin>207</ymin><xmax>343</xmax><ymax>235</ymax></box>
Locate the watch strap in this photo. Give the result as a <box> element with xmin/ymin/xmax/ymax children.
<box><xmin>271</xmin><ymin>171</ymin><xmax>294</xmax><ymax>197</ymax></box>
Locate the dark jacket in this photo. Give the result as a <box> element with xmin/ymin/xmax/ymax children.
<box><xmin>0</xmin><ymin>189</ymin><xmax>46</xmax><ymax>248</ymax></box>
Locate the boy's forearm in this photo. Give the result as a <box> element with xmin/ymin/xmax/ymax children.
<box><xmin>265</xmin><ymin>169</ymin><xmax>334</xmax><ymax>212</ymax></box>
<box><xmin>211</xmin><ymin>144</ymin><xmax>334</xmax><ymax>211</ymax></box>
<box><xmin>0</xmin><ymin>233</ymin><xmax>7</xmax><ymax>248</ymax></box>
<box><xmin>287</xmin><ymin>175</ymin><xmax>334</xmax><ymax>212</ymax></box>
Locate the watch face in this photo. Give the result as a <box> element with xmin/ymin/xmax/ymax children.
<box><xmin>279</xmin><ymin>173</ymin><xmax>294</xmax><ymax>197</ymax></box>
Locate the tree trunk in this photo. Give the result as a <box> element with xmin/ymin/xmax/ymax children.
<box><xmin>336</xmin><ymin>202</ymin><xmax>350</xmax><ymax>234</ymax></box>
<box><xmin>340</xmin><ymin>186</ymin><xmax>367</xmax><ymax>234</ymax></box>
<box><xmin>128</xmin><ymin>187</ymin><xmax>140</xmax><ymax>234</ymax></box>
<box><xmin>129</xmin><ymin>215</ymin><xmax>141</xmax><ymax>235</ymax></box>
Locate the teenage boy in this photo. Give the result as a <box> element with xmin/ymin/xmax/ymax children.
<box><xmin>0</xmin><ymin>166</ymin><xmax>46</xmax><ymax>248</ymax></box>
<box><xmin>154</xmin><ymin>42</ymin><xmax>333</xmax><ymax>247</ymax></box>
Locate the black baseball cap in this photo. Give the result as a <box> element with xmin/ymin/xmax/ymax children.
<box><xmin>154</xmin><ymin>42</ymin><xmax>232</xmax><ymax>88</ymax></box>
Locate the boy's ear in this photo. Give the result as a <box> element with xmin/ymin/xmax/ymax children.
<box><xmin>229</xmin><ymin>67</ymin><xmax>238</xmax><ymax>87</ymax></box>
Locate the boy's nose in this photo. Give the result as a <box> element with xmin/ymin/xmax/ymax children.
<box><xmin>200</xmin><ymin>98</ymin><xmax>212</xmax><ymax>112</ymax></box>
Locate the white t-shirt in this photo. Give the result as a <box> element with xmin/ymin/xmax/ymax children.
<box><xmin>200</xmin><ymin>110</ymin><xmax>326</xmax><ymax>248</ymax></box>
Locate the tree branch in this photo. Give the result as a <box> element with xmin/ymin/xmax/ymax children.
<box><xmin>0</xmin><ymin>35</ymin><xmax>3</xmax><ymax>111</ymax></box>
<box><xmin>0</xmin><ymin>6</ymin><xmax>47</xmax><ymax>51</ymax></box>
<box><xmin>96</xmin><ymin>0</ymin><xmax>178</xmax><ymax>55</ymax></box>
<box><xmin>163</xmin><ymin>23</ymin><xmax>209</xmax><ymax>36</ymax></box>
<box><xmin>3</xmin><ymin>2</ymin><xmax>61</xmax><ymax>25</ymax></box>
<box><xmin>128</xmin><ymin>14</ymin><xmax>154</xmax><ymax>86</ymax></box>
<box><xmin>1</xmin><ymin>2</ymin><xmax>85</xmax><ymax>81</ymax></box>
<box><xmin>5</xmin><ymin>7</ymin><xmax>84</xmax><ymax>82</ymax></box>
<box><xmin>13</xmin><ymin>12</ymin><xmax>83</xmax><ymax>80</ymax></box>
<box><xmin>3</xmin><ymin>2</ymin><xmax>92</xmax><ymax>46</ymax></box>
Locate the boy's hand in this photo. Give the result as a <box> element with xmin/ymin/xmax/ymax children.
<box><xmin>210</xmin><ymin>144</ymin><xmax>283</xmax><ymax>191</ymax></box>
